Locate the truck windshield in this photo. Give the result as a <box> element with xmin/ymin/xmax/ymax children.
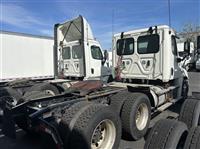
<box><xmin>62</xmin><ymin>47</ymin><xmax>71</xmax><ymax>59</ymax></box>
<box><xmin>137</xmin><ymin>34</ymin><xmax>159</xmax><ymax>54</ymax></box>
<box><xmin>116</xmin><ymin>38</ymin><xmax>134</xmax><ymax>55</ymax></box>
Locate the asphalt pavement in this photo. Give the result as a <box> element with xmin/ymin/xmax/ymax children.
<box><xmin>0</xmin><ymin>71</ymin><xmax>199</xmax><ymax>149</ymax></box>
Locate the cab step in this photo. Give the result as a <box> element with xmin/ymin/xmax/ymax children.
<box><xmin>157</xmin><ymin>102</ymin><xmax>173</xmax><ymax>112</ymax></box>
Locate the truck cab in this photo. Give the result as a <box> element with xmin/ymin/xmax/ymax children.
<box><xmin>113</xmin><ymin>25</ymin><xmax>186</xmax><ymax>83</ymax></box>
<box><xmin>54</xmin><ymin>16</ymin><xmax>111</xmax><ymax>81</ymax></box>
<box><xmin>112</xmin><ymin>25</ymin><xmax>189</xmax><ymax>105</ymax></box>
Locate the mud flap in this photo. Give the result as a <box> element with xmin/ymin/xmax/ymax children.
<box><xmin>2</xmin><ymin>108</ymin><xmax>16</xmax><ymax>138</ymax></box>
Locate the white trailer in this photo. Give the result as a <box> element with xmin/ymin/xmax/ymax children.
<box><xmin>0</xmin><ymin>31</ymin><xmax>54</xmax><ymax>83</ymax></box>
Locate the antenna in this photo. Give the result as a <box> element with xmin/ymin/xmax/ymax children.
<box><xmin>112</xmin><ymin>9</ymin><xmax>114</xmax><ymax>39</ymax></box>
<box><xmin>112</xmin><ymin>9</ymin><xmax>115</xmax><ymax>51</ymax></box>
<box><xmin>168</xmin><ymin>0</ymin><xmax>172</xmax><ymax>33</ymax></box>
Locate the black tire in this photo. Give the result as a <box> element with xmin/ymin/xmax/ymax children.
<box><xmin>121</xmin><ymin>92</ymin><xmax>151</xmax><ymax>140</ymax></box>
<box><xmin>18</xmin><ymin>90</ymin><xmax>52</xmax><ymax>104</ymax></box>
<box><xmin>184</xmin><ymin>127</ymin><xmax>200</xmax><ymax>149</ymax></box>
<box><xmin>182</xmin><ymin>79</ymin><xmax>189</xmax><ymax>100</ymax></box>
<box><xmin>27</xmin><ymin>82</ymin><xmax>59</xmax><ymax>95</ymax></box>
<box><xmin>144</xmin><ymin>119</ymin><xmax>188</xmax><ymax>149</ymax></box>
<box><xmin>58</xmin><ymin>101</ymin><xmax>91</xmax><ymax>148</ymax></box>
<box><xmin>110</xmin><ymin>90</ymin><xmax>129</xmax><ymax>115</ymax></box>
<box><xmin>68</xmin><ymin>104</ymin><xmax>121</xmax><ymax>149</ymax></box>
<box><xmin>179</xmin><ymin>99</ymin><xmax>200</xmax><ymax>129</ymax></box>
<box><xmin>0</xmin><ymin>87</ymin><xmax>22</xmax><ymax>105</ymax></box>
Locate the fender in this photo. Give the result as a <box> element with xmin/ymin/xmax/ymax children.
<box><xmin>127</xmin><ymin>85</ymin><xmax>158</xmax><ymax>108</ymax></box>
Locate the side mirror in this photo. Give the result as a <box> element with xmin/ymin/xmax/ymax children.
<box><xmin>184</xmin><ymin>41</ymin><xmax>190</xmax><ymax>55</ymax></box>
<box><xmin>101</xmin><ymin>59</ymin><xmax>106</xmax><ymax>65</ymax></box>
<box><xmin>102</xmin><ymin>50</ymin><xmax>108</xmax><ymax>65</ymax></box>
<box><xmin>177</xmin><ymin>57</ymin><xmax>182</xmax><ymax>63</ymax></box>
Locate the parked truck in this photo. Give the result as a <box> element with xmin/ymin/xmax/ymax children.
<box><xmin>177</xmin><ymin>40</ymin><xmax>194</xmax><ymax>70</ymax></box>
<box><xmin>177</xmin><ymin>35</ymin><xmax>200</xmax><ymax>71</ymax></box>
<box><xmin>0</xmin><ymin>17</ymin><xmax>192</xmax><ymax>149</ymax></box>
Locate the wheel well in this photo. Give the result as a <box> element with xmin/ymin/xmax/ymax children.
<box><xmin>144</xmin><ymin>92</ymin><xmax>155</xmax><ymax>107</ymax></box>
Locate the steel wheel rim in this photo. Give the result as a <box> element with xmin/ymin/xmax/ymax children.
<box><xmin>135</xmin><ymin>103</ymin><xmax>149</xmax><ymax>130</ymax></box>
<box><xmin>91</xmin><ymin>119</ymin><xmax>116</xmax><ymax>149</ymax></box>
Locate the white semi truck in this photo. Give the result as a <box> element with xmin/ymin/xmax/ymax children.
<box><xmin>1</xmin><ymin>17</ymin><xmax>196</xmax><ymax>149</ymax></box>
<box><xmin>177</xmin><ymin>40</ymin><xmax>194</xmax><ymax>70</ymax></box>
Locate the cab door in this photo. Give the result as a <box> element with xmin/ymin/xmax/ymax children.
<box><xmin>89</xmin><ymin>45</ymin><xmax>104</xmax><ymax>78</ymax></box>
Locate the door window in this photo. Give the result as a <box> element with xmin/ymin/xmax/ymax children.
<box><xmin>72</xmin><ymin>45</ymin><xmax>83</xmax><ymax>59</ymax></box>
<box><xmin>171</xmin><ymin>36</ymin><xmax>178</xmax><ymax>56</ymax></box>
<box><xmin>137</xmin><ymin>34</ymin><xmax>159</xmax><ymax>54</ymax></box>
<box><xmin>116</xmin><ymin>38</ymin><xmax>134</xmax><ymax>55</ymax></box>
<box><xmin>91</xmin><ymin>46</ymin><xmax>103</xmax><ymax>60</ymax></box>
<box><xmin>62</xmin><ymin>47</ymin><xmax>71</xmax><ymax>59</ymax></box>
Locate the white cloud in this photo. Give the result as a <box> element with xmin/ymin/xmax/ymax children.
<box><xmin>1</xmin><ymin>4</ymin><xmax>48</xmax><ymax>28</ymax></box>
<box><xmin>39</xmin><ymin>29</ymin><xmax>53</xmax><ymax>36</ymax></box>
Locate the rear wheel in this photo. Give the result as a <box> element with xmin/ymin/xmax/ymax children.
<box><xmin>144</xmin><ymin>119</ymin><xmax>188</xmax><ymax>149</ymax></box>
<box><xmin>0</xmin><ymin>87</ymin><xmax>22</xmax><ymax>105</ymax></box>
<box><xmin>58</xmin><ymin>101</ymin><xmax>91</xmax><ymax>148</ymax></box>
<box><xmin>184</xmin><ymin>127</ymin><xmax>200</xmax><ymax>149</ymax></box>
<box><xmin>179</xmin><ymin>99</ymin><xmax>200</xmax><ymax>129</ymax></box>
<box><xmin>121</xmin><ymin>92</ymin><xmax>151</xmax><ymax>140</ymax></box>
<box><xmin>27</xmin><ymin>82</ymin><xmax>59</xmax><ymax>95</ymax></box>
<box><xmin>66</xmin><ymin>103</ymin><xmax>121</xmax><ymax>149</ymax></box>
<box><xmin>110</xmin><ymin>90</ymin><xmax>129</xmax><ymax>115</ymax></box>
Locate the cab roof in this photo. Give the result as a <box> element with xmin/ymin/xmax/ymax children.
<box><xmin>114</xmin><ymin>25</ymin><xmax>175</xmax><ymax>38</ymax></box>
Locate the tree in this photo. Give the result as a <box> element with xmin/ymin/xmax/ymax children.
<box><xmin>179</xmin><ymin>23</ymin><xmax>200</xmax><ymax>49</ymax></box>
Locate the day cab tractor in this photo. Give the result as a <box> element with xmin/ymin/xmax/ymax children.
<box><xmin>0</xmin><ymin>17</ymin><xmax>190</xmax><ymax>149</ymax></box>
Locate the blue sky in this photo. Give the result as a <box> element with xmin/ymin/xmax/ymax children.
<box><xmin>1</xmin><ymin>0</ymin><xmax>200</xmax><ymax>49</ymax></box>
